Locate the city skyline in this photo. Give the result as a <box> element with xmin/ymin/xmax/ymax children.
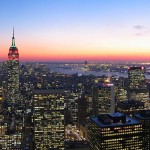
<box><xmin>1</xmin><ymin>0</ymin><xmax>150</xmax><ymax>62</ymax></box>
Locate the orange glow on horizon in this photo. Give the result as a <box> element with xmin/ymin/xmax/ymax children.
<box><xmin>17</xmin><ymin>52</ymin><xmax>150</xmax><ymax>62</ymax></box>
<box><xmin>1</xmin><ymin>43</ymin><xmax>150</xmax><ymax>62</ymax></box>
<box><xmin>1</xmin><ymin>51</ymin><xmax>150</xmax><ymax>62</ymax></box>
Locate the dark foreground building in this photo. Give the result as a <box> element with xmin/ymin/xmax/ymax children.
<box><xmin>134</xmin><ymin>110</ymin><xmax>150</xmax><ymax>150</ymax></box>
<box><xmin>88</xmin><ymin>113</ymin><xmax>143</xmax><ymax>150</ymax></box>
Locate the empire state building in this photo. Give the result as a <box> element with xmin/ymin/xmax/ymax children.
<box><xmin>7</xmin><ymin>28</ymin><xmax>20</xmax><ymax>106</ymax></box>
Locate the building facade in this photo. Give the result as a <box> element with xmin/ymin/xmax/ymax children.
<box><xmin>34</xmin><ymin>89</ymin><xmax>65</xmax><ymax>150</ymax></box>
<box><xmin>0</xmin><ymin>30</ymin><xmax>23</xmax><ymax>149</ymax></box>
<box><xmin>7</xmin><ymin>28</ymin><xmax>20</xmax><ymax>106</ymax></box>
<box><xmin>117</xmin><ymin>99</ymin><xmax>145</xmax><ymax>116</ymax></box>
<box><xmin>88</xmin><ymin>113</ymin><xmax>143</xmax><ymax>150</ymax></box>
<box><xmin>92</xmin><ymin>82</ymin><xmax>115</xmax><ymax>115</ymax></box>
<box><xmin>134</xmin><ymin>110</ymin><xmax>150</xmax><ymax>150</ymax></box>
<box><xmin>128</xmin><ymin>67</ymin><xmax>149</xmax><ymax>109</ymax></box>
<box><xmin>128</xmin><ymin>67</ymin><xmax>146</xmax><ymax>90</ymax></box>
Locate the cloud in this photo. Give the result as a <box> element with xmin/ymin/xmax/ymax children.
<box><xmin>133</xmin><ymin>25</ymin><xmax>149</xmax><ymax>36</ymax></box>
<box><xmin>134</xmin><ymin>25</ymin><xmax>144</xmax><ymax>30</ymax></box>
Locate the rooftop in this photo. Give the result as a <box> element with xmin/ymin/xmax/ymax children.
<box><xmin>91</xmin><ymin>112</ymin><xmax>140</xmax><ymax>127</ymax></box>
<box><xmin>117</xmin><ymin>100</ymin><xmax>144</xmax><ymax>109</ymax></box>
<box><xmin>135</xmin><ymin>110</ymin><xmax>150</xmax><ymax>120</ymax></box>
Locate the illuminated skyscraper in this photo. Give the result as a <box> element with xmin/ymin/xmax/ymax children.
<box><xmin>128</xmin><ymin>67</ymin><xmax>146</xmax><ymax>90</ymax></box>
<box><xmin>128</xmin><ymin>67</ymin><xmax>149</xmax><ymax>103</ymax></box>
<box><xmin>92</xmin><ymin>81</ymin><xmax>115</xmax><ymax>115</ymax></box>
<box><xmin>7</xmin><ymin>28</ymin><xmax>20</xmax><ymax>106</ymax></box>
<box><xmin>115</xmin><ymin>77</ymin><xmax>128</xmax><ymax>102</ymax></box>
<box><xmin>34</xmin><ymin>89</ymin><xmax>65</xmax><ymax>150</ymax></box>
<box><xmin>88</xmin><ymin>113</ymin><xmax>143</xmax><ymax>150</ymax></box>
<box><xmin>0</xmin><ymin>30</ymin><xmax>23</xmax><ymax>149</ymax></box>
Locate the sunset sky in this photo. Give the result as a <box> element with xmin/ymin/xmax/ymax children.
<box><xmin>1</xmin><ymin>0</ymin><xmax>150</xmax><ymax>62</ymax></box>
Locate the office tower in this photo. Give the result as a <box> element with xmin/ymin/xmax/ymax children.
<box><xmin>117</xmin><ymin>99</ymin><xmax>144</xmax><ymax>116</ymax></box>
<box><xmin>34</xmin><ymin>89</ymin><xmax>65</xmax><ymax>150</ymax></box>
<box><xmin>128</xmin><ymin>67</ymin><xmax>149</xmax><ymax>107</ymax></box>
<box><xmin>88</xmin><ymin>113</ymin><xmax>143</xmax><ymax>150</ymax></box>
<box><xmin>115</xmin><ymin>77</ymin><xmax>128</xmax><ymax>102</ymax></box>
<box><xmin>7</xmin><ymin>28</ymin><xmax>20</xmax><ymax>106</ymax></box>
<box><xmin>129</xmin><ymin>88</ymin><xmax>149</xmax><ymax>103</ymax></box>
<box><xmin>115</xmin><ymin>87</ymin><xmax>128</xmax><ymax>102</ymax></box>
<box><xmin>134</xmin><ymin>110</ymin><xmax>150</xmax><ymax>150</ymax></box>
<box><xmin>0</xmin><ymin>30</ymin><xmax>23</xmax><ymax>149</ymax></box>
<box><xmin>65</xmin><ymin>96</ymin><xmax>78</xmax><ymax>125</ymax></box>
<box><xmin>92</xmin><ymin>81</ymin><xmax>115</xmax><ymax>115</ymax></box>
<box><xmin>128</xmin><ymin>67</ymin><xmax>146</xmax><ymax>90</ymax></box>
<box><xmin>78</xmin><ymin>94</ymin><xmax>87</xmax><ymax>126</ymax></box>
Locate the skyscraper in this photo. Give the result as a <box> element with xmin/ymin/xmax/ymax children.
<box><xmin>134</xmin><ymin>110</ymin><xmax>150</xmax><ymax>150</ymax></box>
<box><xmin>128</xmin><ymin>67</ymin><xmax>149</xmax><ymax>108</ymax></box>
<box><xmin>92</xmin><ymin>81</ymin><xmax>115</xmax><ymax>115</ymax></box>
<box><xmin>128</xmin><ymin>67</ymin><xmax>146</xmax><ymax>90</ymax></box>
<box><xmin>88</xmin><ymin>113</ymin><xmax>143</xmax><ymax>150</ymax></box>
<box><xmin>0</xmin><ymin>30</ymin><xmax>23</xmax><ymax>149</ymax></box>
<box><xmin>115</xmin><ymin>77</ymin><xmax>128</xmax><ymax>102</ymax></box>
<box><xmin>7</xmin><ymin>28</ymin><xmax>20</xmax><ymax>106</ymax></box>
<box><xmin>34</xmin><ymin>89</ymin><xmax>65</xmax><ymax>150</ymax></box>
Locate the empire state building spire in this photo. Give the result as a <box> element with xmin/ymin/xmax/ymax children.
<box><xmin>6</xmin><ymin>29</ymin><xmax>22</xmax><ymax>149</ymax></box>
<box><xmin>8</xmin><ymin>28</ymin><xmax>19</xmax><ymax>60</ymax></box>
<box><xmin>11</xmin><ymin>27</ymin><xmax>16</xmax><ymax>47</ymax></box>
<box><xmin>7</xmin><ymin>29</ymin><xmax>20</xmax><ymax>103</ymax></box>
<box><xmin>7</xmin><ymin>29</ymin><xmax>20</xmax><ymax>105</ymax></box>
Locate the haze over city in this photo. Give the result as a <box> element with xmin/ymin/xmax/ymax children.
<box><xmin>1</xmin><ymin>0</ymin><xmax>150</xmax><ymax>62</ymax></box>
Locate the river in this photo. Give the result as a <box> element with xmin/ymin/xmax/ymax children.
<box><xmin>49</xmin><ymin>65</ymin><xmax>150</xmax><ymax>79</ymax></box>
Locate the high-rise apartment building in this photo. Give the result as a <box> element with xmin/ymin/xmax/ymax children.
<box><xmin>34</xmin><ymin>89</ymin><xmax>65</xmax><ymax>150</ymax></box>
<box><xmin>88</xmin><ymin>113</ymin><xmax>143</xmax><ymax>150</ymax></box>
<box><xmin>92</xmin><ymin>81</ymin><xmax>115</xmax><ymax>115</ymax></box>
